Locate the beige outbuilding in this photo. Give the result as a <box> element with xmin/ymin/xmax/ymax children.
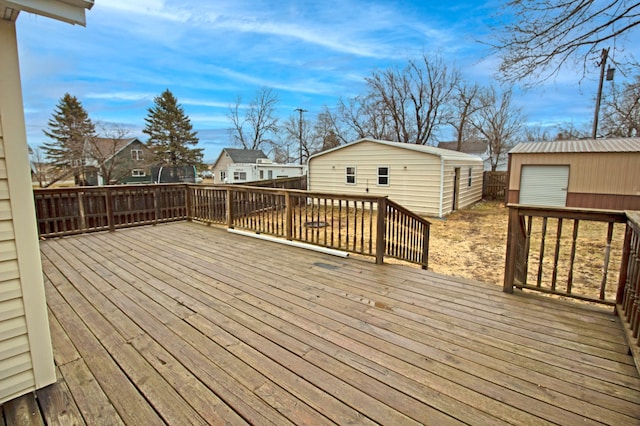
<box><xmin>507</xmin><ymin>138</ymin><xmax>640</xmax><ymax>210</ymax></box>
<box><xmin>308</xmin><ymin>138</ymin><xmax>484</xmax><ymax>217</ymax></box>
<box><xmin>0</xmin><ymin>0</ymin><xmax>93</xmax><ymax>404</ymax></box>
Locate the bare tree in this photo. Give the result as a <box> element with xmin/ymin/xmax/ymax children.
<box><xmin>492</xmin><ymin>0</ymin><xmax>640</xmax><ymax>84</ymax></box>
<box><xmin>228</xmin><ymin>87</ymin><xmax>279</xmax><ymax>150</ymax></box>
<box><xmin>334</xmin><ymin>94</ymin><xmax>393</xmax><ymax>143</ymax></box>
<box><xmin>365</xmin><ymin>53</ymin><xmax>459</xmax><ymax>145</ymax></box>
<box><xmin>449</xmin><ymin>82</ymin><xmax>483</xmax><ymax>150</ymax></box>
<box><xmin>29</xmin><ymin>146</ymin><xmax>50</xmax><ymax>188</ymax></box>
<box><xmin>472</xmin><ymin>87</ymin><xmax>525</xmax><ymax>171</ymax></box>
<box><xmin>601</xmin><ymin>75</ymin><xmax>640</xmax><ymax>137</ymax></box>
<box><xmin>280</xmin><ymin>113</ymin><xmax>318</xmax><ymax>164</ymax></box>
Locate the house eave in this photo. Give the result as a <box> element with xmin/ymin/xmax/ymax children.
<box><xmin>1</xmin><ymin>0</ymin><xmax>93</xmax><ymax>26</ymax></box>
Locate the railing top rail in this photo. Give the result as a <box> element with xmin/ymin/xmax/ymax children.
<box><xmin>626</xmin><ymin>211</ymin><xmax>640</xmax><ymax>229</ymax></box>
<box><xmin>386</xmin><ymin>198</ymin><xmax>431</xmax><ymax>225</ymax></box>
<box><xmin>193</xmin><ymin>184</ymin><xmax>386</xmax><ymax>203</ymax></box>
<box><xmin>34</xmin><ymin>183</ymin><xmax>188</xmax><ymax>194</ymax></box>
<box><xmin>507</xmin><ymin>203</ymin><xmax>627</xmax><ymax>223</ymax></box>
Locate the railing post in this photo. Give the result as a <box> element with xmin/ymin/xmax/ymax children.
<box><xmin>285</xmin><ymin>191</ymin><xmax>293</xmax><ymax>241</ymax></box>
<box><xmin>421</xmin><ymin>223</ymin><xmax>429</xmax><ymax>270</ymax></box>
<box><xmin>617</xmin><ymin>223</ymin><xmax>633</xmax><ymax>304</ymax></box>
<box><xmin>105</xmin><ymin>188</ymin><xmax>115</xmax><ymax>232</ymax></box>
<box><xmin>153</xmin><ymin>186</ymin><xmax>160</xmax><ymax>225</ymax></box>
<box><xmin>503</xmin><ymin>205</ymin><xmax>519</xmax><ymax>293</ymax></box>
<box><xmin>77</xmin><ymin>190</ymin><xmax>87</xmax><ymax>233</ymax></box>
<box><xmin>375</xmin><ymin>197</ymin><xmax>387</xmax><ymax>265</ymax></box>
<box><xmin>226</xmin><ymin>187</ymin><xmax>234</xmax><ymax>229</ymax></box>
<box><xmin>185</xmin><ymin>184</ymin><xmax>192</xmax><ymax>221</ymax></box>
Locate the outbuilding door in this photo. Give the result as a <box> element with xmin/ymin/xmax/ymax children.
<box><xmin>519</xmin><ymin>165</ymin><xmax>569</xmax><ymax>207</ymax></box>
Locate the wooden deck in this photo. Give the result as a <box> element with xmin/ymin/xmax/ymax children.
<box><xmin>3</xmin><ymin>221</ymin><xmax>640</xmax><ymax>425</ymax></box>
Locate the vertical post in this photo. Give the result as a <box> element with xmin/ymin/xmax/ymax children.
<box><xmin>285</xmin><ymin>191</ymin><xmax>293</xmax><ymax>241</ymax></box>
<box><xmin>106</xmin><ymin>188</ymin><xmax>115</xmax><ymax>231</ymax></box>
<box><xmin>421</xmin><ymin>222</ymin><xmax>430</xmax><ymax>270</ymax></box>
<box><xmin>617</xmin><ymin>223</ymin><xmax>633</xmax><ymax>304</ymax></box>
<box><xmin>185</xmin><ymin>184</ymin><xmax>192</xmax><ymax>221</ymax></box>
<box><xmin>503</xmin><ymin>205</ymin><xmax>519</xmax><ymax>293</ymax></box>
<box><xmin>226</xmin><ymin>187</ymin><xmax>234</xmax><ymax>229</ymax></box>
<box><xmin>375</xmin><ymin>197</ymin><xmax>387</xmax><ymax>265</ymax></box>
<box><xmin>153</xmin><ymin>186</ymin><xmax>160</xmax><ymax>225</ymax></box>
<box><xmin>77</xmin><ymin>190</ymin><xmax>86</xmax><ymax>232</ymax></box>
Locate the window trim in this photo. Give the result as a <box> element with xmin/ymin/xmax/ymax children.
<box><xmin>131</xmin><ymin>169</ymin><xmax>146</xmax><ymax>177</ymax></box>
<box><xmin>345</xmin><ymin>166</ymin><xmax>356</xmax><ymax>185</ymax></box>
<box><xmin>377</xmin><ymin>166</ymin><xmax>390</xmax><ymax>186</ymax></box>
<box><xmin>131</xmin><ymin>149</ymin><xmax>143</xmax><ymax>161</ymax></box>
<box><xmin>468</xmin><ymin>167</ymin><xmax>473</xmax><ymax>187</ymax></box>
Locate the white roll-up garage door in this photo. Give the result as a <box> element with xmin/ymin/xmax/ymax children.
<box><xmin>519</xmin><ymin>165</ymin><xmax>569</xmax><ymax>207</ymax></box>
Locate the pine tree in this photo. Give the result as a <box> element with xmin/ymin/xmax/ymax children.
<box><xmin>143</xmin><ymin>89</ymin><xmax>203</xmax><ymax>166</ymax></box>
<box><xmin>42</xmin><ymin>93</ymin><xmax>96</xmax><ymax>185</ymax></box>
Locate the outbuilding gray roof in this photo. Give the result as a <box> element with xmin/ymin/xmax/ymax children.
<box><xmin>510</xmin><ymin>138</ymin><xmax>640</xmax><ymax>154</ymax></box>
<box><xmin>310</xmin><ymin>138</ymin><xmax>483</xmax><ymax>162</ymax></box>
<box><xmin>222</xmin><ymin>148</ymin><xmax>268</xmax><ymax>163</ymax></box>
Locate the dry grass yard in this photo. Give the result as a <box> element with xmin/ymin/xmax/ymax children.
<box><xmin>428</xmin><ymin>201</ymin><xmax>626</xmax><ymax>301</ymax></box>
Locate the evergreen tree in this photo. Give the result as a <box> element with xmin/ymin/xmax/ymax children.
<box><xmin>143</xmin><ymin>89</ymin><xmax>203</xmax><ymax>165</ymax></box>
<box><xmin>42</xmin><ymin>93</ymin><xmax>96</xmax><ymax>185</ymax></box>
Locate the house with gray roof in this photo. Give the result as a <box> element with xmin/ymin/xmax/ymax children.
<box><xmin>211</xmin><ymin>148</ymin><xmax>269</xmax><ymax>184</ymax></box>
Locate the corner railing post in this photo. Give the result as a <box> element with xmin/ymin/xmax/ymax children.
<box><xmin>617</xmin><ymin>222</ymin><xmax>633</xmax><ymax>305</ymax></box>
<box><xmin>422</xmin><ymin>222</ymin><xmax>429</xmax><ymax>270</ymax></box>
<box><xmin>503</xmin><ymin>205</ymin><xmax>519</xmax><ymax>293</ymax></box>
<box><xmin>375</xmin><ymin>197</ymin><xmax>387</xmax><ymax>265</ymax></box>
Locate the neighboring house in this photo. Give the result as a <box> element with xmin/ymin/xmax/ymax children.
<box><xmin>0</xmin><ymin>0</ymin><xmax>94</xmax><ymax>405</ymax></box>
<box><xmin>211</xmin><ymin>148</ymin><xmax>269</xmax><ymax>184</ymax></box>
<box><xmin>507</xmin><ymin>137</ymin><xmax>640</xmax><ymax>210</ymax></box>
<box><xmin>227</xmin><ymin>159</ymin><xmax>307</xmax><ymax>184</ymax></box>
<box><xmin>85</xmin><ymin>137</ymin><xmax>154</xmax><ymax>185</ymax></box>
<box><xmin>437</xmin><ymin>140</ymin><xmax>508</xmax><ymax>171</ymax></box>
<box><xmin>308</xmin><ymin>138</ymin><xmax>484</xmax><ymax>217</ymax></box>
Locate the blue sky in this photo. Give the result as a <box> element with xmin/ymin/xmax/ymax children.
<box><xmin>16</xmin><ymin>0</ymin><xmax>616</xmax><ymax>162</ymax></box>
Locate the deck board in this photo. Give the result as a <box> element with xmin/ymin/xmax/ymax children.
<box><xmin>3</xmin><ymin>221</ymin><xmax>640</xmax><ymax>425</ymax></box>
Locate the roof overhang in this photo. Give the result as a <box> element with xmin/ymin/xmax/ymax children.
<box><xmin>1</xmin><ymin>0</ymin><xmax>93</xmax><ymax>25</ymax></box>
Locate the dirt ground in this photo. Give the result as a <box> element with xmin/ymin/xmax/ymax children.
<box><xmin>428</xmin><ymin>201</ymin><xmax>509</xmax><ymax>286</ymax></box>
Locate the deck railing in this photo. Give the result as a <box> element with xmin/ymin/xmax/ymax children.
<box><xmin>619</xmin><ymin>212</ymin><xmax>640</xmax><ymax>354</ymax></box>
<box><xmin>503</xmin><ymin>204</ymin><xmax>636</xmax><ymax>306</ymax></box>
<box><xmin>34</xmin><ymin>184</ymin><xmax>430</xmax><ymax>268</ymax></box>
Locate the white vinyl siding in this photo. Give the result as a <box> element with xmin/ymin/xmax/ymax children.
<box><xmin>309</xmin><ymin>140</ymin><xmax>483</xmax><ymax>216</ymax></box>
<box><xmin>520</xmin><ymin>165</ymin><xmax>569</xmax><ymax>207</ymax></box>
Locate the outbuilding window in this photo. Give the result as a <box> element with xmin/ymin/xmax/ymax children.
<box><xmin>345</xmin><ymin>166</ymin><xmax>356</xmax><ymax>184</ymax></box>
<box><xmin>220</xmin><ymin>171</ymin><xmax>226</xmax><ymax>182</ymax></box>
<box><xmin>234</xmin><ymin>171</ymin><xmax>247</xmax><ymax>181</ymax></box>
<box><xmin>378</xmin><ymin>166</ymin><xmax>389</xmax><ymax>186</ymax></box>
<box><xmin>468</xmin><ymin>167</ymin><xmax>473</xmax><ymax>187</ymax></box>
<box><xmin>132</xmin><ymin>169</ymin><xmax>145</xmax><ymax>177</ymax></box>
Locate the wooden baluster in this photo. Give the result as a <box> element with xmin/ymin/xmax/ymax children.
<box><xmin>567</xmin><ymin>219</ymin><xmax>579</xmax><ymax>295</ymax></box>
<box><xmin>537</xmin><ymin>217</ymin><xmax>548</xmax><ymax>288</ymax></box>
<box><xmin>551</xmin><ymin>218</ymin><xmax>563</xmax><ymax>292</ymax></box>
<box><xmin>600</xmin><ymin>222</ymin><xmax>615</xmax><ymax>300</ymax></box>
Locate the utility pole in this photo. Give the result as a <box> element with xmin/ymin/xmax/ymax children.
<box><xmin>294</xmin><ymin>107</ymin><xmax>307</xmax><ymax>165</ymax></box>
<box><xmin>592</xmin><ymin>47</ymin><xmax>609</xmax><ymax>139</ymax></box>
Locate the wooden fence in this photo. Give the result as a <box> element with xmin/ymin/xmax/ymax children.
<box><xmin>483</xmin><ymin>171</ymin><xmax>507</xmax><ymax>200</ymax></box>
<box><xmin>34</xmin><ymin>184</ymin><xmax>430</xmax><ymax>268</ymax></box>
